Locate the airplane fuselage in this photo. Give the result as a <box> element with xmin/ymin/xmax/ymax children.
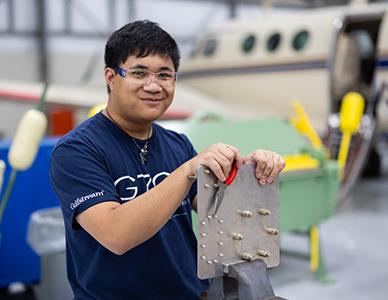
<box><xmin>180</xmin><ymin>3</ymin><xmax>388</xmax><ymax>133</ymax></box>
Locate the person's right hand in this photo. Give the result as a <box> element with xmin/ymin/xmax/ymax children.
<box><xmin>187</xmin><ymin>143</ymin><xmax>243</xmax><ymax>182</ymax></box>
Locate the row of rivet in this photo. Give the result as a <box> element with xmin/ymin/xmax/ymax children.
<box><xmin>241</xmin><ymin>250</ymin><xmax>271</xmax><ymax>261</ymax></box>
<box><xmin>200</xmin><ymin>208</ymin><xmax>271</xmax><ymax>217</ymax></box>
<box><xmin>200</xmin><ymin>256</ymin><xmax>222</xmax><ymax>264</ymax></box>
<box><xmin>203</xmin><ymin>183</ymin><xmax>221</xmax><ymax>189</ymax></box>
<box><xmin>199</xmin><ymin>226</ymin><xmax>278</xmax><ymax>248</ymax></box>
<box><xmin>200</xmin><ymin>253</ymin><xmax>225</xmax><ymax>262</ymax></box>
<box><xmin>201</xmin><ymin>250</ymin><xmax>270</xmax><ymax>263</ymax></box>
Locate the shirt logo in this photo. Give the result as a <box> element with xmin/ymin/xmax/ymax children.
<box><xmin>114</xmin><ymin>172</ymin><xmax>191</xmax><ymax>219</ymax></box>
<box><xmin>114</xmin><ymin>172</ymin><xmax>170</xmax><ymax>201</ymax></box>
<box><xmin>70</xmin><ymin>190</ymin><xmax>104</xmax><ymax>210</ymax></box>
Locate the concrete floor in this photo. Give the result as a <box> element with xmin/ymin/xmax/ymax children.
<box><xmin>269</xmin><ymin>144</ymin><xmax>388</xmax><ymax>300</ymax></box>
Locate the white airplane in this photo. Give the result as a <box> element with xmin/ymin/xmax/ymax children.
<box><xmin>178</xmin><ymin>0</ymin><xmax>388</xmax><ymax>194</ymax></box>
<box><xmin>180</xmin><ymin>0</ymin><xmax>388</xmax><ymax>131</ymax></box>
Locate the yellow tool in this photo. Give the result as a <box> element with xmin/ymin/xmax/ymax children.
<box><xmin>283</xmin><ymin>154</ymin><xmax>320</xmax><ymax>172</ymax></box>
<box><xmin>286</xmin><ymin>101</ymin><xmax>325</xmax><ymax>172</ymax></box>
<box><xmin>88</xmin><ymin>103</ymin><xmax>107</xmax><ymax>118</ymax></box>
<box><xmin>337</xmin><ymin>92</ymin><xmax>365</xmax><ymax>178</ymax></box>
<box><xmin>290</xmin><ymin>101</ymin><xmax>323</xmax><ymax>150</ymax></box>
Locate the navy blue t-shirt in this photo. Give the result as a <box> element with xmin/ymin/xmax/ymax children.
<box><xmin>50</xmin><ymin>112</ymin><xmax>208</xmax><ymax>300</ymax></box>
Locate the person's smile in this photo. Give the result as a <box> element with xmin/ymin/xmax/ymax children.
<box><xmin>140</xmin><ymin>97</ymin><xmax>163</xmax><ymax>102</ymax></box>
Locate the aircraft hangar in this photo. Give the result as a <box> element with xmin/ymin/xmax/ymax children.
<box><xmin>0</xmin><ymin>0</ymin><xmax>387</xmax><ymax>299</ymax></box>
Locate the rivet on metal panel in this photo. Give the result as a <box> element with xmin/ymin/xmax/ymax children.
<box><xmin>258</xmin><ymin>208</ymin><xmax>271</xmax><ymax>216</ymax></box>
<box><xmin>218</xmin><ymin>241</ymin><xmax>224</xmax><ymax>246</ymax></box>
<box><xmin>218</xmin><ymin>230</ymin><xmax>224</xmax><ymax>235</ymax></box>
<box><xmin>204</xmin><ymin>169</ymin><xmax>210</xmax><ymax>174</ymax></box>
<box><xmin>265</xmin><ymin>227</ymin><xmax>279</xmax><ymax>235</ymax></box>
<box><xmin>237</xmin><ymin>210</ymin><xmax>253</xmax><ymax>217</ymax></box>
<box><xmin>257</xmin><ymin>250</ymin><xmax>270</xmax><ymax>257</ymax></box>
<box><xmin>200</xmin><ymin>233</ymin><xmax>206</xmax><ymax>237</ymax></box>
<box><xmin>241</xmin><ymin>252</ymin><xmax>254</xmax><ymax>261</ymax></box>
<box><xmin>200</xmin><ymin>244</ymin><xmax>206</xmax><ymax>248</ymax></box>
<box><xmin>204</xmin><ymin>184</ymin><xmax>210</xmax><ymax>188</ymax></box>
<box><xmin>231</xmin><ymin>233</ymin><xmax>243</xmax><ymax>240</ymax></box>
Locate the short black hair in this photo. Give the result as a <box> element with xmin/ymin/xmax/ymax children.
<box><xmin>104</xmin><ymin>20</ymin><xmax>180</xmax><ymax>90</ymax></box>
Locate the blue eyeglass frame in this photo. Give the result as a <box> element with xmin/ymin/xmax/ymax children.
<box><xmin>114</xmin><ymin>67</ymin><xmax>127</xmax><ymax>77</ymax></box>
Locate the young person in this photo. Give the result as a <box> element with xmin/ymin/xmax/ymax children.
<box><xmin>50</xmin><ymin>20</ymin><xmax>285</xmax><ymax>300</ymax></box>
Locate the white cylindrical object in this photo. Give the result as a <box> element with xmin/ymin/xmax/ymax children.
<box><xmin>0</xmin><ymin>160</ymin><xmax>5</xmax><ymax>191</ymax></box>
<box><xmin>8</xmin><ymin>109</ymin><xmax>47</xmax><ymax>171</ymax></box>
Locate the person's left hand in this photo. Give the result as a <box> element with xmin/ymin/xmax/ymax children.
<box><xmin>243</xmin><ymin>150</ymin><xmax>285</xmax><ymax>185</ymax></box>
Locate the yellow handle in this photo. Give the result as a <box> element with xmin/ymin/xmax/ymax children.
<box><xmin>290</xmin><ymin>101</ymin><xmax>323</xmax><ymax>150</ymax></box>
<box><xmin>88</xmin><ymin>103</ymin><xmax>107</xmax><ymax>118</ymax></box>
<box><xmin>337</xmin><ymin>92</ymin><xmax>365</xmax><ymax>178</ymax></box>
<box><xmin>283</xmin><ymin>154</ymin><xmax>320</xmax><ymax>172</ymax></box>
<box><xmin>339</xmin><ymin>92</ymin><xmax>365</xmax><ymax>134</ymax></box>
<box><xmin>310</xmin><ymin>225</ymin><xmax>319</xmax><ymax>272</ymax></box>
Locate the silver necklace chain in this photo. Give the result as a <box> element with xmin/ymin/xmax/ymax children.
<box><xmin>131</xmin><ymin>137</ymin><xmax>149</xmax><ymax>164</ymax></box>
<box><xmin>105</xmin><ymin>108</ymin><xmax>151</xmax><ymax>164</ymax></box>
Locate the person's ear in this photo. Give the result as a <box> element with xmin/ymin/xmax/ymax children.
<box><xmin>104</xmin><ymin>68</ymin><xmax>116</xmax><ymax>91</ymax></box>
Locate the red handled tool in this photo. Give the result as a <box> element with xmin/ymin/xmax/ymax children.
<box><xmin>211</xmin><ymin>162</ymin><xmax>238</xmax><ymax>217</ymax></box>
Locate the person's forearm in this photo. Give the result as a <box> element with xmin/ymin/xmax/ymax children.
<box><xmin>107</xmin><ymin>161</ymin><xmax>194</xmax><ymax>254</ymax></box>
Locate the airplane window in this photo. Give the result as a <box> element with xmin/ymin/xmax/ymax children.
<box><xmin>242</xmin><ymin>34</ymin><xmax>256</xmax><ymax>53</ymax></box>
<box><xmin>203</xmin><ymin>39</ymin><xmax>217</xmax><ymax>56</ymax></box>
<box><xmin>292</xmin><ymin>30</ymin><xmax>310</xmax><ymax>51</ymax></box>
<box><xmin>266</xmin><ymin>33</ymin><xmax>281</xmax><ymax>52</ymax></box>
